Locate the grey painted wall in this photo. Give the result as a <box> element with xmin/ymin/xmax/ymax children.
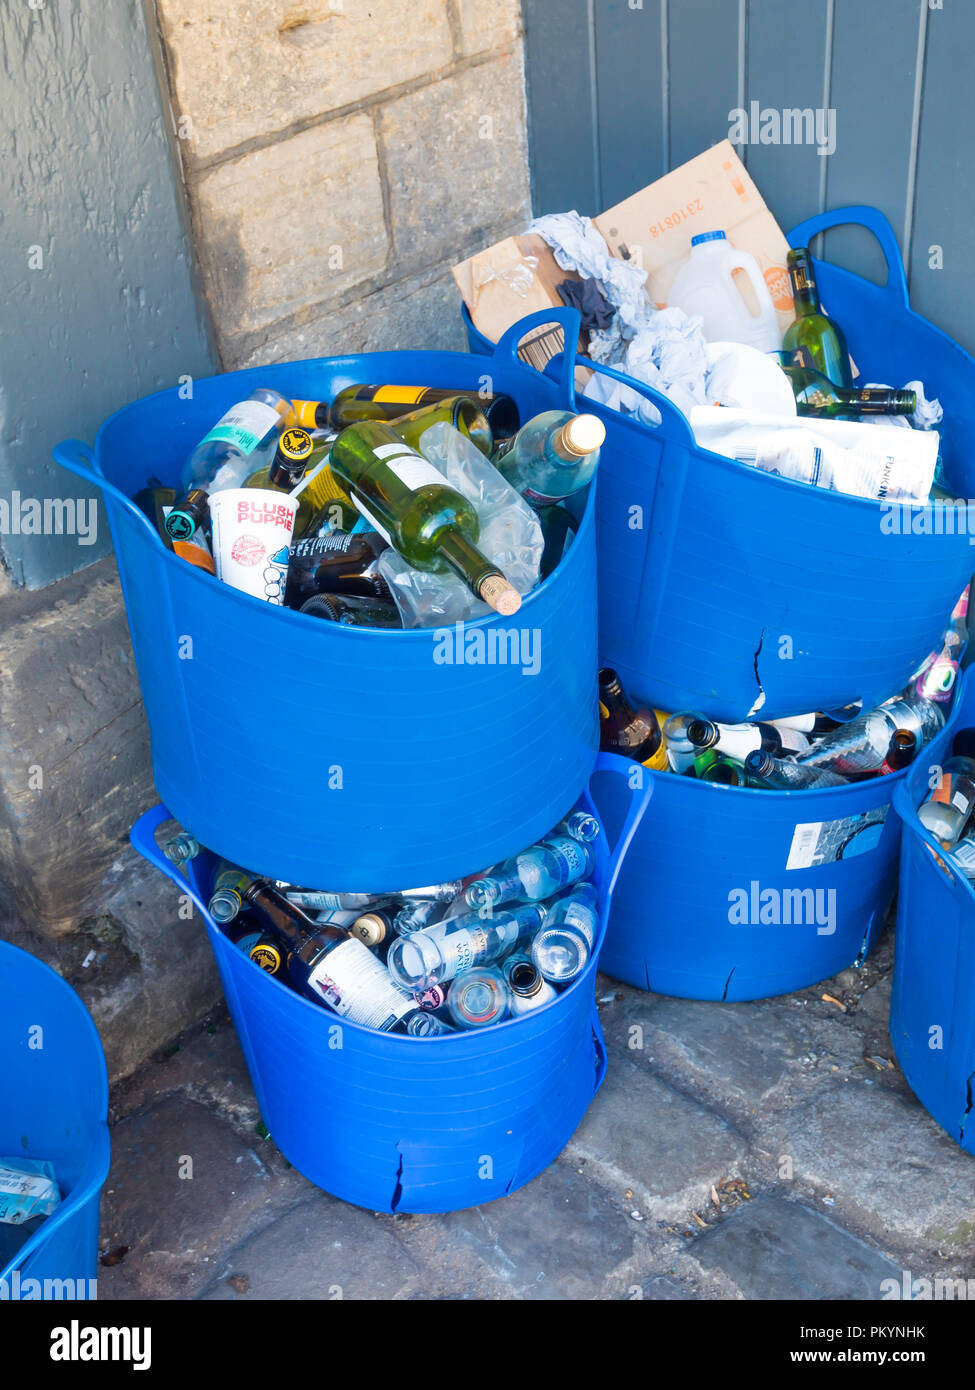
<box><xmin>523</xmin><ymin>0</ymin><xmax>972</xmax><ymax>354</ymax></box>
<box><xmin>0</xmin><ymin>0</ymin><xmax>216</xmax><ymax>589</ymax></box>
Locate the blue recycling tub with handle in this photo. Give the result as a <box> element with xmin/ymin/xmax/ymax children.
<box><xmin>0</xmin><ymin>940</ymin><xmax>110</xmax><ymax>1296</ymax></box>
<box><xmin>130</xmin><ymin>754</ymin><xmax>649</xmax><ymax>1215</ymax></box>
<box><xmin>463</xmin><ymin>206</ymin><xmax>975</xmax><ymax>722</ymax></box>
<box><xmin>890</xmin><ymin>672</ymin><xmax>975</xmax><ymax>1155</ymax></box>
<box><xmin>590</xmin><ymin>676</ymin><xmax>963</xmax><ymax>1002</ymax></box>
<box><xmin>54</xmin><ymin>313</ymin><xmax>598</xmax><ymax>892</ymax></box>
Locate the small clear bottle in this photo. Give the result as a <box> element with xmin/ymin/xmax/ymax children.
<box><xmin>446</xmin><ymin>967</ymin><xmax>510</xmax><ymax>1029</ymax></box>
<box><xmin>162</xmin><ymin>831</ymin><xmax>200</xmax><ymax>866</ymax></box>
<box><xmin>744</xmin><ymin>750</ymin><xmax>846</xmax><ymax>790</ymax></box>
<box><xmin>465</xmin><ymin>836</ymin><xmax>594</xmax><ymax>911</ymax></box>
<box><xmin>918</xmin><ymin>756</ymin><xmax>975</xmax><ymax>848</ymax></box>
<box><xmin>386</xmin><ymin>903</ymin><xmax>546</xmax><ymax>990</ymax></box>
<box><xmin>531</xmin><ymin>883</ymin><xmax>599</xmax><ymax>984</ymax></box>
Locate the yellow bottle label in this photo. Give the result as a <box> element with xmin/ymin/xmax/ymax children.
<box><xmin>643</xmin><ymin>742</ymin><xmax>670</xmax><ymax>773</ymax></box>
<box><xmin>303</xmin><ymin>461</ymin><xmax>353</xmax><ymax>511</ymax></box>
<box><xmin>371</xmin><ymin>385</ymin><xmax>428</xmax><ymax>405</ymax></box>
<box><xmin>598</xmin><ymin>700</ymin><xmax>609</xmax><ymax>720</ymax></box>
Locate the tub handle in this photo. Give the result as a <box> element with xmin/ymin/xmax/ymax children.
<box><xmin>594</xmin><ymin>751</ymin><xmax>654</xmax><ymax>904</ymax></box>
<box><xmin>493</xmin><ymin>306</ymin><xmax>584</xmax><ymax>408</ymax></box>
<box><xmin>129</xmin><ymin>803</ymin><xmax>213</xmax><ymax>919</ymax></box>
<box><xmin>53</xmin><ymin>438</ymin><xmax>167</xmax><ymax>550</ymax></box>
<box><xmin>573</xmin><ymin>355</ymin><xmax>697</xmax><ymax>445</ymax></box>
<box><xmin>786</xmin><ymin>205</ymin><xmax>910</xmax><ymax>309</ymax></box>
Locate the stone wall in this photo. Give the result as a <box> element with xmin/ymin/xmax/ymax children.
<box><xmin>153</xmin><ymin>0</ymin><xmax>531</xmax><ymax>366</ymax></box>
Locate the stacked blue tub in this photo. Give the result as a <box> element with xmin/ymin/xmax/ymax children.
<box><xmin>891</xmin><ymin>673</ymin><xmax>975</xmax><ymax>1155</ymax></box>
<box><xmin>0</xmin><ymin>941</ymin><xmax>110</xmax><ymax>1296</ymax></box>
<box><xmin>57</xmin><ymin>314</ymin><xmax>648</xmax><ymax>1211</ymax></box>
<box><xmin>465</xmin><ymin>207</ymin><xmax>975</xmax><ymax>999</ymax></box>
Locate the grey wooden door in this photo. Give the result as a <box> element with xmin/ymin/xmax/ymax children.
<box><xmin>523</xmin><ymin>0</ymin><xmax>972</xmax><ymax>352</ymax></box>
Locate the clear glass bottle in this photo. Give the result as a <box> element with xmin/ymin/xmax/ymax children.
<box><xmin>531</xmin><ymin>883</ymin><xmax>598</xmax><ymax>984</ymax></box>
<box><xmin>744</xmin><ymin>749</ymin><xmax>846</xmax><ymax>790</ymax></box>
<box><xmin>492</xmin><ymin>409</ymin><xmax>605</xmax><ymax>507</ymax></box>
<box><xmin>465</xmin><ymin>835</ymin><xmax>595</xmax><ymax>911</ymax></box>
<box><xmin>406</xmin><ymin>1011</ymin><xmax>455</xmax><ymax>1037</ymax></box>
<box><xmin>162</xmin><ymin>831</ymin><xmax>200</xmax><ymax>866</ymax></box>
<box><xmin>386</xmin><ymin>903</ymin><xmax>546</xmax><ymax>990</ymax></box>
<box><xmin>797</xmin><ymin>692</ymin><xmax>945</xmax><ymax>776</ymax></box>
<box><xmin>446</xmin><ymin>966</ymin><xmax>510</xmax><ymax>1029</ymax></box>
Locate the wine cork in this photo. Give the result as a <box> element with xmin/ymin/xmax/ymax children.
<box><xmin>479</xmin><ymin>574</ymin><xmax>522</xmax><ymax>616</ymax></box>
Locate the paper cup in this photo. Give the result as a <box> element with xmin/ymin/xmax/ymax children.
<box><xmin>209</xmin><ymin>488</ymin><xmax>296</xmax><ymax>605</ymax></box>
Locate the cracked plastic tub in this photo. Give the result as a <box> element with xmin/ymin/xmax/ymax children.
<box><xmin>590</xmin><ymin>683</ymin><xmax>961</xmax><ymax>1001</ymax></box>
<box><xmin>0</xmin><ymin>941</ymin><xmax>110</xmax><ymax>1297</ymax></box>
<box><xmin>890</xmin><ymin>673</ymin><xmax>975</xmax><ymax>1155</ymax></box>
<box><xmin>54</xmin><ymin>310</ymin><xmax>598</xmax><ymax>893</ymax></box>
<box><xmin>463</xmin><ymin>207</ymin><xmax>975</xmax><ymax>722</ymax></box>
<box><xmin>130</xmin><ymin>755</ymin><xmax>650</xmax><ymax>1215</ymax></box>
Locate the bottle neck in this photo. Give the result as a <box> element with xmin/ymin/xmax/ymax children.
<box><xmin>789</xmin><ymin>255</ymin><xmax>821</xmax><ymax>315</ymax></box>
<box><xmin>840</xmin><ymin>387</ymin><xmax>917</xmax><ymax>415</ymax></box>
<box><xmin>437</xmin><ymin>530</ymin><xmax>499</xmax><ymax>594</ymax></box>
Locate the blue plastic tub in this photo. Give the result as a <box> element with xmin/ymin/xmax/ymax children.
<box><xmin>0</xmin><ymin>941</ymin><xmax>110</xmax><ymax>1297</ymax></box>
<box><xmin>55</xmin><ymin>312</ymin><xmax>598</xmax><ymax>892</ymax></box>
<box><xmin>130</xmin><ymin>754</ymin><xmax>649</xmax><ymax>1214</ymax></box>
<box><xmin>890</xmin><ymin>674</ymin><xmax>975</xmax><ymax>1155</ymax></box>
<box><xmin>591</xmin><ymin>682</ymin><xmax>961</xmax><ymax>1001</ymax></box>
<box><xmin>463</xmin><ymin>207</ymin><xmax>975</xmax><ymax>722</ymax></box>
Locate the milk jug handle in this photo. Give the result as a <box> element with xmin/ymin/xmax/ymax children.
<box><xmin>725</xmin><ymin>252</ymin><xmax>772</xmax><ymax>319</ymax></box>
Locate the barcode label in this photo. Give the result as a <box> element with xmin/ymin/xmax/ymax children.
<box><xmin>517</xmin><ymin>325</ymin><xmax>565</xmax><ymax>372</ymax></box>
<box><xmin>786</xmin><ymin>821</ymin><xmax>823</xmax><ymax>871</ymax></box>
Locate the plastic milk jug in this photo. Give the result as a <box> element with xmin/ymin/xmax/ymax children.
<box><xmin>668</xmin><ymin>231</ymin><xmax>782</xmax><ymax>353</ymax></box>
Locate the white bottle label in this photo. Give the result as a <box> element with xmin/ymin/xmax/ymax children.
<box><xmin>372</xmin><ymin>442</ymin><xmax>450</xmax><ymax>491</ymax></box>
<box><xmin>561</xmin><ymin>902</ymin><xmax>596</xmax><ymax>947</ymax></box>
<box><xmin>306</xmin><ymin>939</ymin><xmax>414</xmax><ymax>1031</ymax></box>
<box><xmin>201</xmin><ymin>401</ymin><xmax>281</xmax><ymax>455</ymax></box>
<box><xmin>713</xmin><ymin>725</ymin><xmax>762</xmax><ymax>761</ymax></box>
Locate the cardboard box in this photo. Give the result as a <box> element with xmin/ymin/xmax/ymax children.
<box><xmin>594</xmin><ymin>140</ymin><xmax>795</xmax><ymax>335</ymax></box>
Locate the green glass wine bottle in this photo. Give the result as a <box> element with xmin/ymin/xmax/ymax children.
<box><xmin>778</xmin><ymin>360</ymin><xmax>916</xmax><ymax>419</ymax></box>
<box><xmin>782</xmin><ymin>247</ymin><xmax>853</xmax><ymax>388</ymax></box>
<box><xmin>291</xmin><ymin>385</ymin><xmax>520</xmax><ymax>440</ymax></box>
<box><xmin>328</xmin><ymin>420</ymin><xmax>521</xmax><ymax>615</ymax></box>
<box><xmin>388</xmin><ymin>397</ymin><xmax>493</xmax><ymax>457</ymax></box>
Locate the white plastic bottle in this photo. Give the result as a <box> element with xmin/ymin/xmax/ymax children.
<box><xmin>667</xmin><ymin>231</ymin><xmax>781</xmax><ymax>352</ymax></box>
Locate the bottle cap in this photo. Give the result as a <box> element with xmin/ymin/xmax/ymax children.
<box><xmin>560</xmin><ymin>414</ymin><xmax>606</xmax><ymax>458</ymax></box>
<box><xmin>249</xmin><ymin>941</ymin><xmax>282</xmax><ymax>973</ymax></box>
<box><xmin>277</xmin><ymin>427</ymin><xmax>314</xmax><ymax>463</ymax></box>
<box><xmin>479</xmin><ymin>574</ymin><xmax>521</xmax><ymax>616</ymax></box>
<box><xmin>352</xmin><ymin>912</ymin><xmax>388</xmax><ymax>947</ymax></box>
<box><xmin>691</xmin><ymin>230</ymin><xmax>727</xmax><ymax>246</ymax></box>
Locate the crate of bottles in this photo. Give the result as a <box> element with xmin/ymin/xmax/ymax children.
<box><xmin>131</xmin><ymin>756</ymin><xmax>649</xmax><ymax>1215</ymax></box>
<box><xmin>890</xmin><ymin>674</ymin><xmax>975</xmax><ymax>1155</ymax></box>
<box><xmin>464</xmin><ymin>207</ymin><xmax>975</xmax><ymax>722</ymax></box>
<box><xmin>55</xmin><ymin>310</ymin><xmax>602</xmax><ymax>891</ymax></box>
<box><xmin>0</xmin><ymin>941</ymin><xmax>110</xmax><ymax>1293</ymax></box>
<box><xmin>592</xmin><ymin>648</ymin><xmax>965</xmax><ymax>1001</ymax></box>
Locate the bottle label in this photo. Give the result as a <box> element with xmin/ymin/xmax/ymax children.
<box><xmin>561</xmin><ymin>903</ymin><xmax>596</xmax><ymax>947</ymax></box>
<box><xmin>291</xmin><ymin>532</ymin><xmax>358</xmax><ymax>559</ymax></box>
<box><xmin>372</xmin><ymin>385</ymin><xmax>428</xmax><ymax>405</ymax></box>
<box><xmin>431</xmin><ymin>926</ymin><xmax>491</xmax><ymax>979</ymax></box>
<box><xmin>523</xmin><ymin>485</ymin><xmax>564</xmax><ymax>507</ymax></box>
<box><xmin>201</xmin><ymin>401</ymin><xmax>281</xmax><ymax>455</ymax></box>
<box><xmin>713</xmin><ymin>726</ymin><xmax>762</xmax><ymax>761</ymax></box>
<box><xmin>372</xmin><ymin>442</ymin><xmax>449</xmax><ymax>491</ymax></box>
<box><xmin>642</xmin><ymin>742</ymin><xmax>670</xmax><ymax>773</ymax></box>
<box><xmin>542</xmin><ymin>836</ymin><xmax>589</xmax><ymax>882</ymax></box>
<box><xmin>306</xmin><ymin>939</ymin><xmax>414</xmax><ymax>1031</ymax></box>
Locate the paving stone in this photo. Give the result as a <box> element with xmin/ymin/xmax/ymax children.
<box><xmin>193</xmin><ymin>116</ymin><xmax>387</xmax><ymax>343</ymax></box>
<box><xmin>442</xmin><ymin>1159</ymin><xmax>637</xmax><ymax>1300</ymax></box>
<box><xmin>111</xmin><ymin>1009</ymin><xmax>254</xmax><ymax>1122</ymax></box>
<box><xmin>569</xmin><ymin>1053</ymin><xmax>749</xmax><ymax>1219</ymax></box>
<box><xmin>774</xmin><ymin>1083</ymin><xmax>975</xmax><ymax>1248</ymax></box>
<box><xmin>638</xmin><ymin>1274</ymin><xmax>697</xmax><ymax>1300</ymax></box>
<box><xmin>157</xmin><ymin>0</ymin><xmax>454</xmax><ymax>161</ymax></box>
<box><xmin>691</xmin><ymin>1195</ymin><xmax>901</xmax><ymax>1300</ymax></box>
<box><xmin>202</xmin><ymin>1196</ymin><xmax>423</xmax><ymax>1300</ymax></box>
<box><xmin>603</xmin><ymin>992</ymin><xmax>800</xmax><ymax>1105</ymax></box>
<box><xmin>378</xmin><ymin>55</ymin><xmax>530</xmax><ymax>267</ymax></box>
<box><xmin>100</xmin><ymin>1095</ymin><xmax>279</xmax><ymax>1298</ymax></box>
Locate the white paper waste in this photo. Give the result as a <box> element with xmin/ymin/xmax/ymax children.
<box><xmin>689</xmin><ymin>406</ymin><xmax>939</xmax><ymax>503</ymax></box>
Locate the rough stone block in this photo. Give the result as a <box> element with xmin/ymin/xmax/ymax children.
<box><xmin>378</xmin><ymin>54</ymin><xmax>530</xmax><ymax>268</ymax></box>
<box><xmin>225</xmin><ymin>265</ymin><xmax>471</xmax><ymax>369</ymax></box>
<box><xmin>192</xmin><ymin>116</ymin><xmax>388</xmax><ymax>342</ymax></box>
<box><xmin>156</xmin><ymin>0</ymin><xmax>454</xmax><ymax>161</ymax></box>
<box><xmin>0</xmin><ymin>560</ymin><xmax>153</xmax><ymax>933</ymax></box>
<box><xmin>454</xmin><ymin>0</ymin><xmax>523</xmax><ymax>56</ymax></box>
